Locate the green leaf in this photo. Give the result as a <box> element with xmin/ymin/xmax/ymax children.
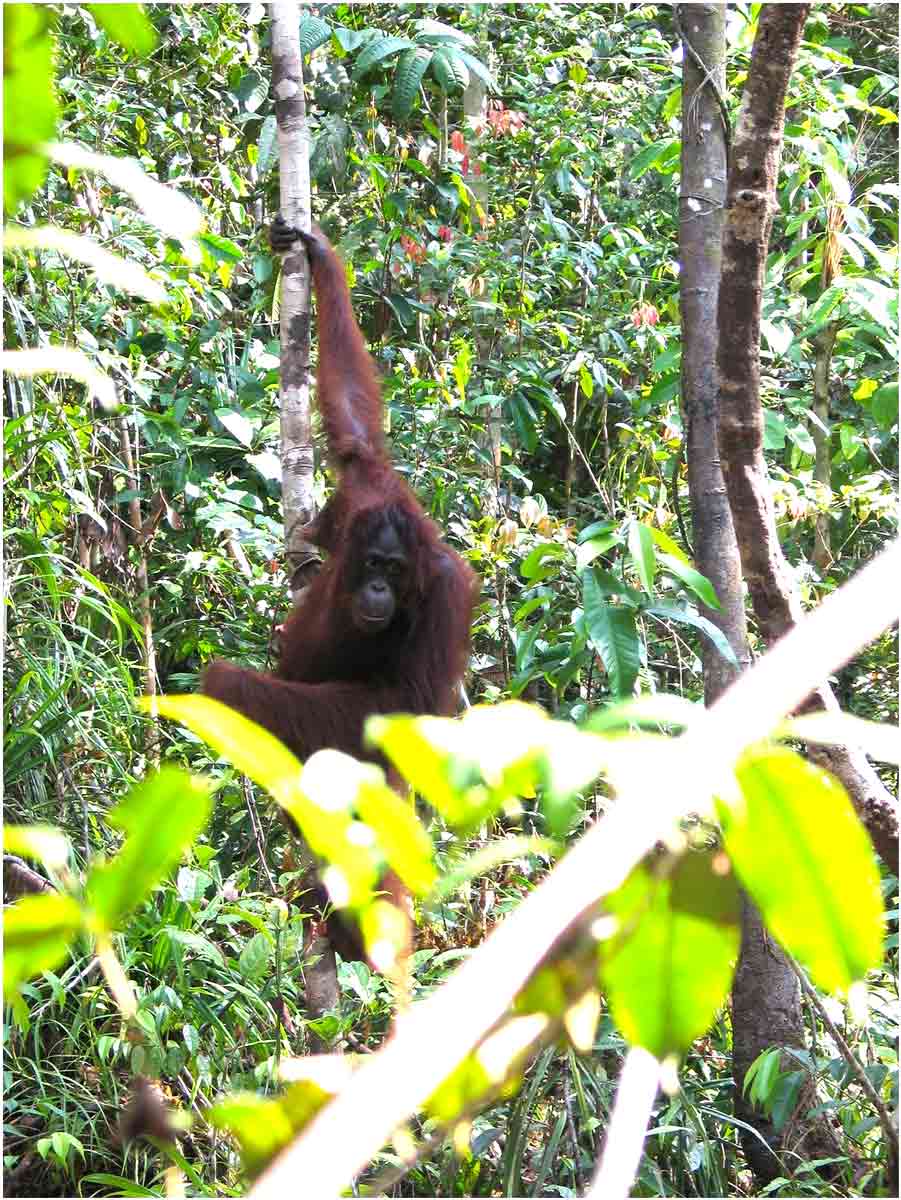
<box><xmin>256</xmin><ymin>114</ymin><xmax>278</xmax><ymax>176</ymax></box>
<box><xmin>427</xmin><ymin>1015</ymin><xmax>542</xmax><ymax>1122</ymax></box>
<box><xmin>393</xmin><ymin>48</ymin><xmax>432</xmax><ymax>120</ymax></box>
<box><xmin>86</xmin><ymin>768</ymin><xmax>213</xmax><ymax>931</ymax></box>
<box><xmin>352</xmin><ymin>35</ymin><xmax>416</xmax><ymax>81</ymax></box>
<box><xmin>4</xmin><ymin>894</ymin><xmax>84</xmax><ymax>999</ymax></box>
<box><xmin>369</xmin><ymin>703</ymin><xmax>609</xmax><ymax>835</ymax></box>
<box><xmin>720</xmin><ymin>746</ymin><xmax>883</xmax><ymax>993</ymax></box>
<box><xmin>646</xmin><ymin>526</ymin><xmax>690</xmax><ymax>565</ymax></box>
<box><xmin>429</xmin><ymin>47</ymin><xmax>469</xmax><ymax>94</ymax></box>
<box><xmin>520</xmin><ymin>541</ymin><xmax>566</xmax><ymax>581</ymax></box>
<box><xmin>298</xmin><ymin>13</ymin><xmax>333</xmax><ymax>58</ymax></box>
<box><xmin>4</xmin><ymin>824</ymin><xmax>71</xmax><ymax>872</ymax></box>
<box><xmin>354</xmin><ymin>778</ymin><xmax>436</xmax><ymax>896</ymax></box>
<box><xmin>86</xmin><ymin>4</ymin><xmax>158</xmax><ymax>56</ymax></box>
<box><xmin>582</xmin><ymin>573</ymin><xmax>640</xmax><ymax>698</ymax></box>
<box><xmin>210</xmin><ymin>1066</ymin><xmax>349</xmax><ymax>1179</ymax></box>
<box><xmin>871</xmin><ymin>382</ymin><xmax>898</xmax><ymax>430</ymax></box>
<box><xmin>574</xmin><ymin>534</ymin><xmax>620</xmax><ymax>572</ymax></box>
<box><xmin>451</xmin><ymin>48</ymin><xmax>495</xmax><ymax>89</ymax></box>
<box><xmin>4</xmin><ymin>5</ymin><xmax>59</xmax><ymax>213</ymax></box>
<box><xmin>216</xmin><ymin>408</ymin><xmax>255</xmax><ymax>448</ymax></box>
<box><xmin>577</xmin><ymin>520</ymin><xmax>616</xmax><ymax>544</ymax></box>
<box><xmin>627</xmin><ymin>139</ymin><xmax>679</xmax><ymax>179</ymax></box>
<box><xmin>238</xmin><ymin>932</ymin><xmax>272</xmax><ymax>982</ymax></box>
<box><xmin>644</xmin><ymin>602</ymin><xmax>737</xmax><ymax>666</ymax></box>
<box><xmin>412</xmin><ymin>18</ymin><xmax>476</xmax><ymax>47</ymax></box>
<box><xmin>657</xmin><ymin>552</ymin><xmax>720</xmax><ymax>609</ymax></box>
<box><xmin>163</xmin><ymin>928</ymin><xmax>226</xmax><ymax>969</ymax></box>
<box><xmin>599</xmin><ymin>852</ymin><xmax>740</xmax><ymax>1058</ymax></box>
<box><xmin>152</xmin><ymin>698</ymin><xmax>377</xmax><ymax>905</ymax></box>
<box><xmin>152</xmin><ymin>695</ymin><xmax>302</xmax><ymax>802</ymax></box>
<box><xmin>627</xmin><ymin>521</ymin><xmax>656</xmax><ymax>593</ymax></box>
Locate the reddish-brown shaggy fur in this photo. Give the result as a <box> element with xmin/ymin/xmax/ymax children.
<box><xmin>203</xmin><ymin>226</ymin><xmax>478</xmax><ymax>766</ymax></box>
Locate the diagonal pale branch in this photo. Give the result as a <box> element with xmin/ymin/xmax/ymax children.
<box><xmin>250</xmin><ymin>539</ymin><xmax>901</xmax><ymax>1199</ymax></box>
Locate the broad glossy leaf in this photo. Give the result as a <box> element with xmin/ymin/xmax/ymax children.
<box><xmin>656</xmin><ymin>552</ymin><xmax>721</xmax><ymax>610</ymax></box>
<box><xmin>721</xmin><ymin>746</ymin><xmax>883</xmax><ymax>992</ymax></box>
<box><xmin>86</xmin><ymin>4</ymin><xmax>158</xmax><ymax>55</ymax></box>
<box><xmin>645</xmin><ymin>602</ymin><xmax>738</xmax><ymax>666</ymax></box>
<box><xmin>352</xmin><ymin>36</ymin><xmax>415</xmax><ymax>81</ymax></box>
<box><xmin>354</xmin><ymin>778</ymin><xmax>436</xmax><ymax>895</ymax></box>
<box><xmin>627</xmin><ymin>521</ymin><xmax>656</xmax><ymax>593</ymax></box>
<box><xmin>86</xmin><ymin>768</ymin><xmax>212</xmax><ymax>931</ymax></box>
<box><xmin>298</xmin><ymin>13</ymin><xmax>332</xmax><ymax>57</ymax></box>
<box><xmin>582</xmin><ymin>572</ymin><xmax>640</xmax><ymax>698</ymax></box>
<box><xmin>599</xmin><ymin>852</ymin><xmax>740</xmax><ymax>1058</ymax></box>
<box><xmin>4</xmin><ymin>894</ymin><xmax>83</xmax><ymax>998</ymax></box>
<box><xmin>393</xmin><ymin>48</ymin><xmax>432</xmax><ymax>120</ymax></box>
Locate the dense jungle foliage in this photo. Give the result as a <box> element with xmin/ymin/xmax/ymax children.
<box><xmin>3</xmin><ymin>4</ymin><xmax>898</xmax><ymax>1198</ymax></box>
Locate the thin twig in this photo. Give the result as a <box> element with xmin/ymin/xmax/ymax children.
<box><xmin>789</xmin><ymin>957</ymin><xmax>898</xmax><ymax>1163</ymax></box>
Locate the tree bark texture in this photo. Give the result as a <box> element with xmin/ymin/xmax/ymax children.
<box><xmin>811</xmin><ymin>322</ymin><xmax>837</xmax><ymax>573</ymax></box>
<box><xmin>677</xmin><ymin>2</ymin><xmax>750</xmax><ymax>703</ymax></box>
<box><xmin>716</xmin><ymin>3</ymin><xmax>897</xmax><ymax>866</ymax></box>
<box><xmin>270</xmin><ymin>2</ymin><xmax>317</xmax><ymax>569</ymax></box>
<box><xmin>270</xmin><ymin>2</ymin><xmax>337</xmax><ymax>1042</ymax></box>
<box><xmin>676</xmin><ymin>7</ymin><xmax>826</xmax><ymax>1184</ymax></box>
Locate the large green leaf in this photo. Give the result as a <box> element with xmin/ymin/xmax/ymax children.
<box><xmin>627</xmin><ymin>521</ymin><xmax>656</xmax><ymax>593</ymax></box>
<box><xmin>153</xmin><ymin>698</ymin><xmax>377</xmax><ymax>908</ymax></box>
<box><xmin>298</xmin><ymin>13</ymin><xmax>333</xmax><ymax>58</ymax></box>
<box><xmin>86</xmin><ymin>4</ymin><xmax>158</xmax><ymax>56</ymax></box>
<box><xmin>4</xmin><ymin>5</ymin><xmax>59</xmax><ymax>213</ymax></box>
<box><xmin>86</xmin><ymin>768</ymin><xmax>213</xmax><ymax>931</ymax></box>
<box><xmin>4</xmin><ymin>894</ymin><xmax>84</xmax><ymax>999</ymax></box>
<box><xmin>582</xmin><ymin>572</ymin><xmax>640</xmax><ymax>698</ymax></box>
<box><xmin>429</xmin><ymin>46</ymin><xmax>469</xmax><ymax>94</ymax></box>
<box><xmin>210</xmin><ymin>1063</ymin><xmax>350</xmax><ymax>1179</ymax></box>
<box><xmin>644</xmin><ymin>602</ymin><xmax>738</xmax><ymax>666</ymax></box>
<box><xmin>656</xmin><ymin>552</ymin><xmax>721</xmax><ymax>610</ymax></box>
<box><xmin>599</xmin><ymin>852</ymin><xmax>740</xmax><ymax>1058</ymax></box>
<box><xmin>352</xmin><ymin>35</ymin><xmax>416</xmax><ymax>81</ymax></box>
<box><xmin>720</xmin><ymin>746</ymin><xmax>883</xmax><ymax>993</ymax></box>
<box><xmin>393</xmin><ymin>48</ymin><xmax>432</xmax><ymax>120</ymax></box>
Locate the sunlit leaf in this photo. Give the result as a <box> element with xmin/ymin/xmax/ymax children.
<box><xmin>720</xmin><ymin>746</ymin><xmax>883</xmax><ymax>993</ymax></box>
<box><xmin>627</xmin><ymin>521</ymin><xmax>656</xmax><ymax>593</ymax></box>
<box><xmin>599</xmin><ymin>852</ymin><xmax>740</xmax><ymax>1058</ymax></box>
<box><xmin>4</xmin><ymin>894</ymin><xmax>84</xmax><ymax>999</ymax></box>
<box><xmin>4</xmin><ymin>825</ymin><xmax>71</xmax><ymax>872</ymax></box>
<box><xmin>86</xmin><ymin>4</ymin><xmax>158</xmax><ymax>56</ymax></box>
<box><xmin>582</xmin><ymin>573</ymin><xmax>640</xmax><ymax>698</ymax></box>
<box><xmin>86</xmin><ymin>768</ymin><xmax>213</xmax><ymax>931</ymax></box>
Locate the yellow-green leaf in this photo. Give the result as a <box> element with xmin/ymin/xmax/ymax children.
<box><xmin>721</xmin><ymin>746</ymin><xmax>883</xmax><ymax>993</ymax></box>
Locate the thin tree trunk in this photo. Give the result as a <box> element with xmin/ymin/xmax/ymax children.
<box><xmin>716</xmin><ymin>3</ymin><xmax>897</xmax><ymax>867</ymax></box>
<box><xmin>463</xmin><ymin>49</ymin><xmax>502</xmax><ymax>516</ymax></box>
<box><xmin>271</xmin><ymin>1</ymin><xmax>317</xmax><ymax>571</ymax></box>
<box><xmin>677</xmin><ymin>6</ymin><xmax>840</xmax><ymax>1184</ymax></box>
<box><xmin>811</xmin><ymin>322</ymin><xmax>837</xmax><ymax>573</ymax></box>
<box><xmin>677</xmin><ymin>3</ymin><xmax>750</xmax><ymax>701</ymax></box>
<box><xmin>270</xmin><ymin>1</ymin><xmax>338</xmax><ymax>1042</ymax></box>
<box><xmin>118</xmin><ymin>415</ymin><xmax>158</xmax><ymax>764</ymax></box>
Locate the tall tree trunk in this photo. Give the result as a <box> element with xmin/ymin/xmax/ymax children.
<box><xmin>118</xmin><ymin>414</ymin><xmax>158</xmax><ymax>764</ymax></box>
<box><xmin>811</xmin><ymin>322</ymin><xmax>837</xmax><ymax>573</ymax></box>
<box><xmin>677</xmin><ymin>3</ymin><xmax>749</xmax><ymax>701</ymax></box>
<box><xmin>270</xmin><ymin>1</ymin><xmax>338</xmax><ymax>1046</ymax></box>
<box><xmin>677</xmin><ymin>5</ymin><xmax>839</xmax><ymax>1184</ymax></box>
<box><xmin>716</xmin><ymin>2</ymin><xmax>897</xmax><ymax>867</ymax></box>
